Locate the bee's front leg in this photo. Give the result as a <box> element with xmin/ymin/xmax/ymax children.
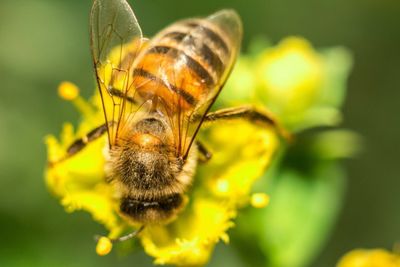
<box><xmin>204</xmin><ymin>106</ymin><xmax>291</xmax><ymax>140</ymax></box>
<box><xmin>196</xmin><ymin>140</ymin><xmax>212</xmax><ymax>163</ymax></box>
<box><xmin>48</xmin><ymin>123</ymin><xmax>108</xmax><ymax>166</ymax></box>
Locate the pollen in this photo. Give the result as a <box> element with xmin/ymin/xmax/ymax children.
<box><xmin>96</xmin><ymin>236</ymin><xmax>113</xmax><ymax>256</ymax></box>
<box><xmin>215</xmin><ymin>179</ymin><xmax>230</xmax><ymax>195</ymax></box>
<box><xmin>58</xmin><ymin>81</ymin><xmax>80</xmax><ymax>100</ymax></box>
<box><xmin>250</xmin><ymin>193</ymin><xmax>270</xmax><ymax>208</ymax></box>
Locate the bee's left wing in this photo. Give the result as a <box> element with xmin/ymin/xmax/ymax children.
<box><xmin>90</xmin><ymin>0</ymin><xmax>145</xmax><ymax>147</ymax></box>
<box><xmin>156</xmin><ymin>10</ymin><xmax>243</xmax><ymax>159</ymax></box>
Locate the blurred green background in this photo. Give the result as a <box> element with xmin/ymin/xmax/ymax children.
<box><xmin>0</xmin><ymin>0</ymin><xmax>399</xmax><ymax>266</ymax></box>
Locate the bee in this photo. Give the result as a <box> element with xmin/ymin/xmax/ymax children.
<box><xmin>55</xmin><ymin>0</ymin><xmax>287</xmax><ymax>241</ymax></box>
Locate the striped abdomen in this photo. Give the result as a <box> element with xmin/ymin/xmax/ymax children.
<box><xmin>130</xmin><ymin>18</ymin><xmax>237</xmax><ymax>111</ymax></box>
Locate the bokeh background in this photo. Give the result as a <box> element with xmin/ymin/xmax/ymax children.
<box><xmin>0</xmin><ymin>0</ymin><xmax>399</xmax><ymax>266</ymax></box>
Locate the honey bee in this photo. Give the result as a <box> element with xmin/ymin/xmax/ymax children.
<box><xmin>55</xmin><ymin>0</ymin><xmax>287</xmax><ymax>241</ymax></box>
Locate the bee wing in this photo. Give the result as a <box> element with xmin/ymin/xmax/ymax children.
<box><xmin>90</xmin><ymin>0</ymin><xmax>144</xmax><ymax>146</ymax></box>
<box><xmin>156</xmin><ymin>10</ymin><xmax>243</xmax><ymax>158</ymax></box>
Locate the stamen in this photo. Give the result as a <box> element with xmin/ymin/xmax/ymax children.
<box><xmin>57</xmin><ymin>81</ymin><xmax>94</xmax><ymax>118</ymax></box>
<box><xmin>58</xmin><ymin>81</ymin><xmax>79</xmax><ymax>100</ymax></box>
<box><xmin>250</xmin><ymin>193</ymin><xmax>270</xmax><ymax>208</ymax></box>
<box><xmin>96</xmin><ymin>236</ymin><xmax>113</xmax><ymax>256</ymax></box>
<box><xmin>215</xmin><ymin>178</ymin><xmax>230</xmax><ymax>195</ymax></box>
<box><xmin>95</xmin><ymin>226</ymin><xmax>145</xmax><ymax>256</ymax></box>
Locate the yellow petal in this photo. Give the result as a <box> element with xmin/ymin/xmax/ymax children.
<box><xmin>257</xmin><ymin>37</ymin><xmax>323</xmax><ymax>115</ymax></box>
<box><xmin>337</xmin><ymin>249</ymin><xmax>400</xmax><ymax>267</ymax></box>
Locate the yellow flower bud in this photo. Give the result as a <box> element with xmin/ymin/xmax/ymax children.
<box><xmin>96</xmin><ymin>236</ymin><xmax>113</xmax><ymax>256</ymax></box>
<box><xmin>215</xmin><ymin>178</ymin><xmax>230</xmax><ymax>195</ymax></box>
<box><xmin>58</xmin><ymin>81</ymin><xmax>79</xmax><ymax>101</ymax></box>
<box><xmin>257</xmin><ymin>37</ymin><xmax>323</xmax><ymax>115</ymax></box>
<box><xmin>250</xmin><ymin>193</ymin><xmax>270</xmax><ymax>208</ymax></box>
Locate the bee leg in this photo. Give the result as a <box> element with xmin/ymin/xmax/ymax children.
<box><xmin>95</xmin><ymin>225</ymin><xmax>144</xmax><ymax>243</ymax></box>
<box><xmin>204</xmin><ymin>106</ymin><xmax>291</xmax><ymax>141</ymax></box>
<box><xmin>66</xmin><ymin>123</ymin><xmax>108</xmax><ymax>157</ymax></box>
<box><xmin>111</xmin><ymin>225</ymin><xmax>145</xmax><ymax>243</ymax></box>
<box><xmin>49</xmin><ymin>123</ymin><xmax>108</xmax><ymax>166</ymax></box>
<box><xmin>196</xmin><ymin>140</ymin><xmax>212</xmax><ymax>162</ymax></box>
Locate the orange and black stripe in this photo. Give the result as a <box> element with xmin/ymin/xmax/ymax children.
<box><xmin>129</xmin><ymin>18</ymin><xmax>233</xmax><ymax>110</ymax></box>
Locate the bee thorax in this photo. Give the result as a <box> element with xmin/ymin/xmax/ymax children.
<box><xmin>111</xmin><ymin>146</ymin><xmax>181</xmax><ymax>192</ymax></box>
<box><xmin>131</xmin><ymin>133</ymin><xmax>161</xmax><ymax>148</ymax></box>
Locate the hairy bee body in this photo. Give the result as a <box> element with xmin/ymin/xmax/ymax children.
<box><xmin>90</xmin><ymin>0</ymin><xmax>242</xmax><ymax>226</ymax></box>
<box><xmin>105</xmin><ymin>16</ymin><xmax>238</xmax><ymax>224</ymax></box>
<box><xmin>106</xmin><ymin>116</ymin><xmax>197</xmax><ymax>223</ymax></box>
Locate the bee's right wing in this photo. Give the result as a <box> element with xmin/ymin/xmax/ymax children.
<box><xmin>154</xmin><ymin>10</ymin><xmax>243</xmax><ymax>159</ymax></box>
<box><xmin>90</xmin><ymin>0</ymin><xmax>144</xmax><ymax>147</ymax></box>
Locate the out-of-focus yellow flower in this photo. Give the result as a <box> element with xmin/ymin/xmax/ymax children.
<box><xmin>218</xmin><ymin>56</ymin><xmax>258</xmax><ymax>105</ymax></box>
<box><xmin>45</xmin><ymin>80</ymin><xmax>280</xmax><ymax>266</ymax></box>
<box><xmin>222</xmin><ymin>36</ymin><xmax>352</xmax><ymax>132</ymax></box>
<box><xmin>337</xmin><ymin>249</ymin><xmax>400</xmax><ymax>267</ymax></box>
<box><xmin>256</xmin><ymin>37</ymin><xmax>323</xmax><ymax>115</ymax></box>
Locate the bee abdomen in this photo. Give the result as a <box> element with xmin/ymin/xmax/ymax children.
<box><xmin>120</xmin><ymin>194</ymin><xmax>183</xmax><ymax>223</ymax></box>
<box><xmin>132</xmin><ymin>18</ymin><xmax>233</xmax><ymax>110</ymax></box>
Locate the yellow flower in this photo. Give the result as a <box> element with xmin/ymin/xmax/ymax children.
<box><xmin>221</xmin><ymin>36</ymin><xmax>351</xmax><ymax>132</ymax></box>
<box><xmin>256</xmin><ymin>37</ymin><xmax>323</xmax><ymax>116</ymax></box>
<box><xmin>218</xmin><ymin>56</ymin><xmax>259</xmax><ymax>105</ymax></box>
<box><xmin>45</xmin><ymin>81</ymin><xmax>280</xmax><ymax>266</ymax></box>
<box><xmin>337</xmin><ymin>249</ymin><xmax>400</xmax><ymax>267</ymax></box>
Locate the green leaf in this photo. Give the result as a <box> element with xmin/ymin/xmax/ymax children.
<box><xmin>233</xmin><ymin>156</ymin><xmax>347</xmax><ymax>267</ymax></box>
<box><xmin>318</xmin><ymin>47</ymin><xmax>353</xmax><ymax>108</ymax></box>
<box><xmin>259</xmin><ymin>163</ymin><xmax>346</xmax><ymax>267</ymax></box>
